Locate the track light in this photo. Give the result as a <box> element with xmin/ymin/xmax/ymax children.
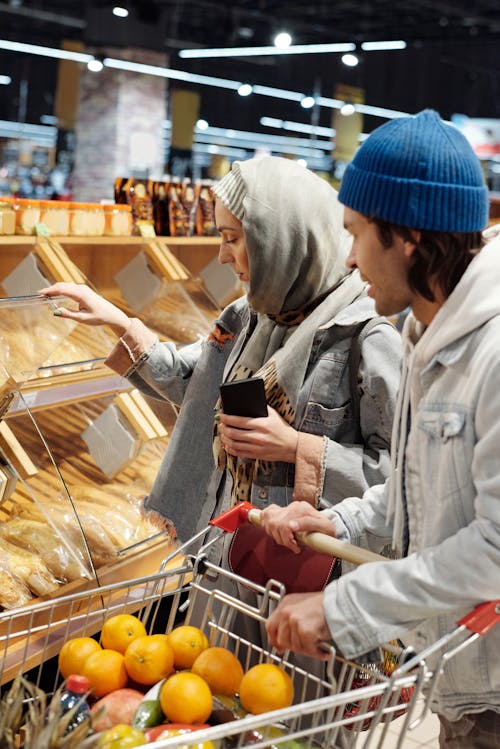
<box><xmin>238</xmin><ymin>83</ymin><xmax>253</xmax><ymax>97</ymax></box>
<box><xmin>87</xmin><ymin>58</ymin><xmax>104</xmax><ymax>72</ymax></box>
<box><xmin>112</xmin><ymin>6</ymin><xmax>129</xmax><ymax>18</ymax></box>
<box><xmin>274</xmin><ymin>32</ymin><xmax>292</xmax><ymax>49</ymax></box>
<box><xmin>300</xmin><ymin>96</ymin><xmax>315</xmax><ymax>109</ymax></box>
<box><xmin>341</xmin><ymin>53</ymin><xmax>359</xmax><ymax>67</ymax></box>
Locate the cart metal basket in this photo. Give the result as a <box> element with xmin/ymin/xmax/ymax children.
<box><xmin>1</xmin><ymin>507</ymin><xmax>498</xmax><ymax>749</ymax></box>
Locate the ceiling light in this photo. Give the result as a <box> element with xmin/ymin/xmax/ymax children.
<box><xmin>179</xmin><ymin>41</ymin><xmax>356</xmax><ymax>59</ymax></box>
<box><xmin>0</xmin><ymin>39</ymin><xmax>93</xmax><ymax>63</ymax></box>
<box><xmin>196</xmin><ymin>119</ymin><xmax>209</xmax><ymax>130</ymax></box>
<box><xmin>300</xmin><ymin>96</ymin><xmax>315</xmax><ymax>109</ymax></box>
<box><xmin>238</xmin><ymin>83</ymin><xmax>253</xmax><ymax>97</ymax></box>
<box><xmin>261</xmin><ymin>116</ymin><xmax>335</xmax><ymax>138</ymax></box>
<box><xmin>112</xmin><ymin>6</ymin><xmax>129</xmax><ymax>18</ymax></box>
<box><xmin>274</xmin><ymin>32</ymin><xmax>292</xmax><ymax>49</ymax></box>
<box><xmin>341</xmin><ymin>53</ymin><xmax>359</xmax><ymax>67</ymax></box>
<box><xmin>361</xmin><ymin>40</ymin><xmax>406</xmax><ymax>51</ymax></box>
<box><xmin>0</xmin><ymin>75</ymin><xmax>11</xmax><ymax>85</ymax></box>
<box><xmin>87</xmin><ymin>58</ymin><xmax>104</xmax><ymax>72</ymax></box>
<box><xmin>0</xmin><ymin>38</ymin><xmax>410</xmax><ymax>122</ymax></box>
<box><xmin>340</xmin><ymin>103</ymin><xmax>356</xmax><ymax>116</ymax></box>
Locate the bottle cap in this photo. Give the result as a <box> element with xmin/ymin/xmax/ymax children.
<box><xmin>65</xmin><ymin>674</ymin><xmax>90</xmax><ymax>693</ymax></box>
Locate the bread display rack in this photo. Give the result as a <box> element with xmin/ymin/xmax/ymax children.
<box><xmin>0</xmin><ymin>234</ymin><xmax>228</xmax><ymax>681</ymax></box>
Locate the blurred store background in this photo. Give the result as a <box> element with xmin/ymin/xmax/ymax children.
<box><xmin>0</xmin><ymin>0</ymin><xmax>498</xmax><ymax>217</ymax></box>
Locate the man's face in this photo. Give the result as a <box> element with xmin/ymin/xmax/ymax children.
<box><xmin>344</xmin><ymin>208</ymin><xmax>415</xmax><ymax>317</ymax></box>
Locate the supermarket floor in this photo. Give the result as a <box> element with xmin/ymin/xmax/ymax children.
<box><xmin>355</xmin><ymin>710</ymin><xmax>440</xmax><ymax>747</ymax></box>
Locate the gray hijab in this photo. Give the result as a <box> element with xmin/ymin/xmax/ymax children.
<box><xmin>213</xmin><ymin>156</ymin><xmax>366</xmax><ymax>502</ymax></box>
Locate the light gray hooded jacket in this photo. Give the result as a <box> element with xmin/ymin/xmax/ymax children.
<box><xmin>323</xmin><ymin>235</ymin><xmax>500</xmax><ymax>720</ymax></box>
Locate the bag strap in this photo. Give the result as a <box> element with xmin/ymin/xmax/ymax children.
<box><xmin>349</xmin><ymin>317</ymin><xmax>387</xmax><ymax>444</ymax></box>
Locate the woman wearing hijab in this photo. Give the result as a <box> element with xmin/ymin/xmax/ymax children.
<box><xmin>41</xmin><ymin>156</ymin><xmax>401</xmax><ymax>545</ymax></box>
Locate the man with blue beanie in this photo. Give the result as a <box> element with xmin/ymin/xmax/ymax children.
<box><xmin>262</xmin><ymin>110</ymin><xmax>500</xmax><ymax>747</ymax></box>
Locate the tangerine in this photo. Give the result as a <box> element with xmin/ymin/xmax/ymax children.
<box><xmin>239</xmin><ymin>663</ymin><xmax>294</xmax><ymax>715</ymax></box>
<box><xmin>82</xmin><ymin>648</ymin><xmax>128</xmax><ymax>697</ymax></box>
<box><xmin>191</xmin><ymin>647</ymin><xmax>244</xmax><ymax>696</ymax></box>
<box><xmin>124</xmin><ymin>634</ymin><xmax>174</xmax><ymax>685</ymax></box>
<box><xmin>160</xmin><ymin>672</ymin><xmax>213</xmax><ymax>724</ymax></box>
<box><xmin>167</xmin><ymin>625</ymin><xmax>209</xmax><ymax>670</ymax></box>
<box><xmin>58</xmin><ymin>636</ymin><xmax>102</xmax><ymax>679</ymax></box>
<box><xmin>101</xmin><ymin>614</ymin><xmax>147</xmax><ymax>654</ymax></box>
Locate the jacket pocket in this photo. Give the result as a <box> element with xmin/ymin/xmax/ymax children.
<box><xmin>415</xmin><ymin>406</ymin><xmax>472</xmax><ymax>525</ymax></box>
<box><xmin>301</xmin><ymin>401</ymin><xmax>350</xmax><ymax>436</ymax></box>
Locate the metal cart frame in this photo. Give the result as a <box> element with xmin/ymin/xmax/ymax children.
<box><xmin>1</xmin><ymin>521</ymin><xmax>498</xmax><ymax>749</ymax></box>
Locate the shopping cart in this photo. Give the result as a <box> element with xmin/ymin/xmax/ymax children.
<box><xmin>0</xmin><ymin>502</ymin><xmax>498</xmax><ymax>749</ymax></box>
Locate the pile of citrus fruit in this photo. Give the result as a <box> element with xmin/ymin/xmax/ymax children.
<box><xmin>58</xmin><ymin>613</ymin><xmax>294</xmax><ymax>745</ymax></box>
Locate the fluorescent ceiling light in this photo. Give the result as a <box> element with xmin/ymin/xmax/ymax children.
<box><xmin>0</xmin><ymin>38</ymin><xmax>411</xmax><ymax>121</ymax></box>
<box><xmin>274</xmin><ymin>32</ymin><xmax>292</xmax><ymax>49</ymax></box>
<box><xmin>0</xmin><ymin>75</ymin><xmax>11</xmax><ymax>85</ymax></box>
<box><xmin>361</xmin><ymin>40</ymin><xmax>406</xmax><ymax>51</ymax></box>
<box><xmin>354</xmin><ymin>103</ymin><xmax>408</xmax><ymax>118</ymax></box>
<box><xmin>0</xmin><ymin>39</ymin><xmax>93</xmax><ymax>63</ymax></box>
<box><xmin>261</xmin><ymin>116</ymin><xmax>335</xmax><ymax>138</ymax></box>
<box><xmin>179</xmin><ymin>41</ymin><xmax>356</xmax><ymax>59</ymax></box>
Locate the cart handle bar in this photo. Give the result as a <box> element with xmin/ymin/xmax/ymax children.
<box><xmin>209</xmin><ymin>501</ymin><xmax>386</xmax><ymax>565</ymax></box>
<box><xmin>210</xmin><ymin>503</ymin><xmax>500</xmax><ymax>633</ymax></box>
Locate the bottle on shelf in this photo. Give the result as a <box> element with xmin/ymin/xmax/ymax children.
<box><xmin>58</xmin><ymin>674</ymin><xmax>91</xmax><ymax>733</ymax></box>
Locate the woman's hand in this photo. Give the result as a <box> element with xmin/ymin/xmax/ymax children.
<box><xmin>266</xmin><ymin>591</ymin><xmax>332</xmax><ymax>659</ymax></box>
<box><xmin>39</xmin><ymin>282</ymin><xmax>130</xmax><ymax>336</ymax></box>
<box><xmin>218</xmin><ymin>406</ymin><xmax>298</xmax><ymax>463</ymax></box>
<box><xmin>260</xmin><ymin>501</ymin><xmax>337</xmax><ymax>554</ymax></box>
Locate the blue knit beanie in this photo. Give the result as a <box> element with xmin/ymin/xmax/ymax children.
<box><xmin>338</xmin><ymin>109</ymin><xmax>488</xmax><ymax>232</ymax></box>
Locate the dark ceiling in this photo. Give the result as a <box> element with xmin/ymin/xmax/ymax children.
<box><xmin>0</xmin><ymin>0</ymin><xmax>499</xmax><ymax>137</ymax></box>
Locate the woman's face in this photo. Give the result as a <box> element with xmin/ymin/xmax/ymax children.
<box><xmin>215</xmin><ymin>199</ymin><xmax>250</xmax><ymax>283</ymax></box>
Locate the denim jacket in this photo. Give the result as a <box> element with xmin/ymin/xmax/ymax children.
<box><xmin>115</xmin><ymin>294</ymin><xmax>401</xmax><ymax>541</ymax></box>
<box><xmin>323</xmin><ymin>237</ymin><xmax>500</xmax><ymax>720</ymax></box>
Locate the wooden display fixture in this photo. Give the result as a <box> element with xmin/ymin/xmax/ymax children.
<box><xmin>0</xmin><ymin>235</ymin><xmax>221</xmax><ymax>684</ymax></box>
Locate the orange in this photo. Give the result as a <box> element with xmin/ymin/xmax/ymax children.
<box><xmin>101</xmin><ymin>614</ymin><xmax>147</xmax><ymax>654</ymax></box>
<box><xmin>167</xmin><ymin>625</ymin><xmax>209</xmax><ymax>670</ymax></box>
<box><xmin>124</xmin><ymin>634</ymin><xmax>174</xmax><ymax>685</ymax></box>
<box><xmin>97</xmin><ymin>724</ymin><xmax>146</xmax><ymax>748</ymax></box>
<box><xmin>82</xmin><ymin>648</ymin><xmax>128</xmax><ymax>697</ymax></box>
<box><xmin>159</xmin><ymin>672</ymin><xmax>213</xmax><ymax>724</ymax></box>
<box><xmin>191</xmin><ymin>647</ymin><xmax>244</xmax><ymax>696</ymax></box>
<box><xmin>239</xmin><ymin>663</ymin><xmax>294</xmax><ymax>715</ymax></box>
<box><xmin>58</xmin><ymin>636</ymin><xmax>102</xmax><ymax>679</ymax></box>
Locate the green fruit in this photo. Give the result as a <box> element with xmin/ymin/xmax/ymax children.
<box><xmin>132</xmin><ymin>699</ymin><xmax>165</xmax><ymax>729</ymax></box>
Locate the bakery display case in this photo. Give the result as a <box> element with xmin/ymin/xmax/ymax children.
<box><xmin>0</xmin><ymin>293</ymin><xmax>178</xmax><ymax>618</ymax></box>
<box><xmin>56</xmin><ymin>235</ymin><xmax>230</xmax><ymax>344</ymax></box>
<box><xmin>0</xmin><ymin>233</ymin><xmax>241</xmax><ymax>619</ymax></box>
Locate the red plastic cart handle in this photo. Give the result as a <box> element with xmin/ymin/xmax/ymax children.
<box><xmin>209</xmin><ymin>501</ymin><xmax>254</xmax><ymax>532</ymax></box>
<box><xmin>457</xmin><ymin>601</ymin><xmax>500</xmax><ymax>636</ymax></box>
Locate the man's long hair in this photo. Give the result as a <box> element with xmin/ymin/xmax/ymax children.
<box><xmin>372</xmin><ymin>219</ymin><xmax>485</xmax><ymax>302</ymax></box>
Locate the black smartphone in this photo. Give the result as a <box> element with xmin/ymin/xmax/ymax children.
<box><xmin>219</xmin><ymin>377</ymin><xmax>268</xmax><ymax>418</ymax></box>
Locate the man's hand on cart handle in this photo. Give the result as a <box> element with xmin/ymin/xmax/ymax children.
<box><xmin>265</xmin><ymin>591</ymin><xmax>332</xmax><ymax>660</ymax></box>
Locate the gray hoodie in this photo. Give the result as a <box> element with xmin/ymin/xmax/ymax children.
<box><xmin>324</xmin><ymin>234</ymin><xmax>500</xmax><ymax>720</ymax></box>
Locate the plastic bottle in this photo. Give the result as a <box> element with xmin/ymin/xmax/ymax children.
<box><xmin>59</xmin><ymin>674</ymin><xmax>91</xmax><ymax>733</ymax></box>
